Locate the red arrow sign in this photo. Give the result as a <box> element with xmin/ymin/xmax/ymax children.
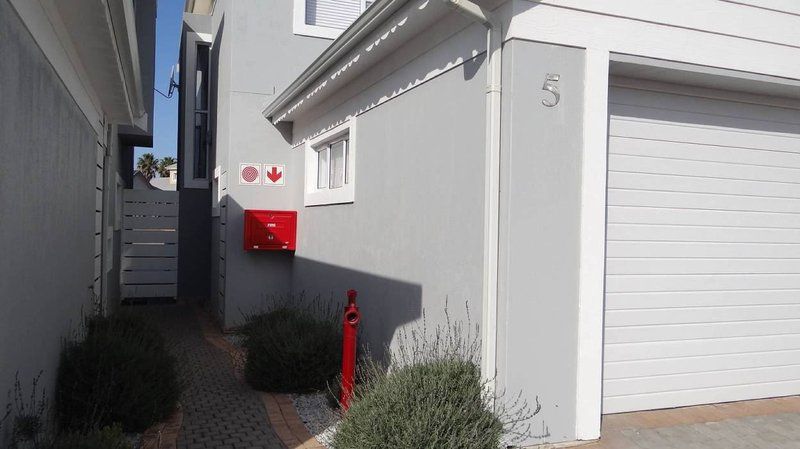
<box><xmin>266</xmin><ymin>166</ymin><xmax>283</xmax><ymax>183</ymax></box>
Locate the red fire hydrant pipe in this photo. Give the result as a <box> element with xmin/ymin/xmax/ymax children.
<box><xmin>339</xmin><ymin>289</ymin><xmax>360</xmax><ymax>411</ymax></box>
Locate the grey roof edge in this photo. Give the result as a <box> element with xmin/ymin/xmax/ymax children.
<box><xmin>262</xmin><ymin>0</ymin><xmax>411</xmax><ymax>121</ymax></box>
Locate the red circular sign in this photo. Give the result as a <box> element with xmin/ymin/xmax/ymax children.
<box><xmin>241</xmin><ymin>165</ymin><xmax>259</xmax><ymax>183</ymax></box>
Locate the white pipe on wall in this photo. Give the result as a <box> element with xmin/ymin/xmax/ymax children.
<box><xmin>441</xmin><ymin>0</ymin><xmax>502</xmax><ymax>390</ymax></box>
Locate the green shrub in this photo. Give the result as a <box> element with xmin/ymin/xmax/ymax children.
<box><xmin>55</xmin><ymin>312</ymin><xmax>180</xmax><ymax>433</ymax></box>
<box><xmin>241</xmin><ymin>298</ymin><xmax>342</xmax><ymax>393</ymax></box>
<box><xmin>51</xmin><ymin>424</ymin><xmax>131</xmax><ymax>449</ymax></box>
<box><xmin>332</xmin><ymin>308</ymin><xmax>534</xmax><ymax>449</ymax></box>
<box><xmin>3</xmin><ymin>371</ymin><xmax>48</xmax><ymax>448</ymax></box>
<box><xmin>334</xmin><ymin>359</ymin><xmax>502</xmax><ymax>449</ymax></box>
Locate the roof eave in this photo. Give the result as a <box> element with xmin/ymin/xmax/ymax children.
<box><xmin>262</xmin><ymin>0</ymin><xmax>411</xmax><ymax>122</ymax></box>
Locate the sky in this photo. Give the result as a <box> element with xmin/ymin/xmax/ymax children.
<box><xmin>134</xmin><ymin>0</ymin><xmax>184</xmax><ymax>163</ymax></box>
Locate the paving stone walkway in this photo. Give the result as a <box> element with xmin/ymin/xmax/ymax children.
<box><xmin>589</xmin><ymin>396</ymin><xmax>800</xmax><ymax>449</ymax></box>
<box><xmin>145</xmin><ymin>304</ymin><xmax>284</xmax><ymax>449</ymax></box>
<box><xmin>141</xmin><ymin>304</ymin><xmax>800</xmax><ymax>449</ymax></box>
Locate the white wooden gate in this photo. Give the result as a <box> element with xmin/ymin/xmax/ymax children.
<box><xmin>121</xmin><ymin>189</ymin><xmax>179</xmax><ymax>299</ymax></box>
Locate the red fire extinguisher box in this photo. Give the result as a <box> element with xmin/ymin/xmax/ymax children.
<box><xmin>243</xmin><ymin>210</ymin><xmax>297</xmax><ymax>251</ymax></box>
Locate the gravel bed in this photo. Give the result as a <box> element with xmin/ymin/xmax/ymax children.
<box><xmin>292</xmin><ymin>393</ymin><xmax>340</xmax><ymax>449</ymax></box>
<box><xmin>223</xmin><ymin>333</ymin><xmax>245</xmax><ymax>348</ymax></box>
<box><xmin>125</xmin><ymin>432</ymin><xmax>141</xmax><ymax>448</ymax></box>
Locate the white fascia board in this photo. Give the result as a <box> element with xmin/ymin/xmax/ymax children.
<box><xmin>262</xmin><ymin>0</ymin><xmax>413</xmax><ymax>121</ymax></box>
<box><xmin>106</xmin><ymin>0</ymin><xmax>146</xmax><ymax>124</ymax></box>
<box><xmin>269</xmin><ymin>0</ymin><xmax>457</xmax><ymax>124</ymax></box>
<box><xmin>10</xmin><ymin>0</ymin><xmax>106</xmax><ymax>134</ymax></box>
<box><xmin>120</xmin><ymin>0</ymin><xmax>146</xmax><ymax>119</ymax></box>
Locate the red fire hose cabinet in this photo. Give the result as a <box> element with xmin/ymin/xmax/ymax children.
<box><xmin>243</xmin><ymin>210</ymin><xmax>297</xmax><ymax>251</ymax></box>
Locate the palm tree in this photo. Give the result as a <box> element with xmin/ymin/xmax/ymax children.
<box><xmin>157</xmin><ymin>156</ymin><xmax>177</xmax><ymax>177</ymax></box>
<box><xmin>136</xmin><ymin>153</ymin><xmax>158</xmax><ymax>180</ymax></box>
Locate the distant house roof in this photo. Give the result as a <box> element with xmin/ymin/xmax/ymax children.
<box><xmin>149</xmin><ymin>177</ymin><xmax>176</xmax><ymax>191</ymax></box>
<box><xmin>133</xmin><ymin>170</ymin><xmax>176</xmax><ymax>191</ymax></box>
<box><xmin>165</xmin><ymin>163</ymin><xmax>178</xmax><ymax>171</ymax></box>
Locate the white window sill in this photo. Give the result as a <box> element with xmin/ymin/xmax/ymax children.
<box><xmin>305</xmin><ymin>186</ymin><xmax>355</xmax><ymax>207</ymax></box>
<box><xmin>293</xmin><ymin>22</ymin><xmax>342</xmax><ymax>39</ymax></box>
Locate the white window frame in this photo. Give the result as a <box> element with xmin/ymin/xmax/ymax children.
<box><xmin>292</xmin><ymin>0</ymin><xmax>371</xmax><ymax>39</ymax></box>
<box><xmin>304</xmin><ymin>119</ymin><xmax>357</xmax><ymax>206</ymax></box>
<box><xmin>211</xmin><ymin>165</ymin><xmax>222</xmax><ymax>217</ymax></box>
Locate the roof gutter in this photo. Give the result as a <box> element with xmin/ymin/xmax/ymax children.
<box><xmin>441</xmin><ymin>0</ymin><xmax>502</xmax><ymax>389</ymax></box>
<box><xmin>262</xmin><ymin>0</ymin><xmax>411</xmax><ymax>121</ymax></box>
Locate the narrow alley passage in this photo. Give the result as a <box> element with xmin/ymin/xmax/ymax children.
<box><xmin>144</xmin><ymin>304</ymin><xmax>284</xmax><ymax>449</ymax></box>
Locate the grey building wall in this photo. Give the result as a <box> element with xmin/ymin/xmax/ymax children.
<box><xmin>288</xmin><ymin>62</ymin><xmax>487</xmax><ymax>358</ymax></box>
<box><xmin>0</xmin><ymin>0</ymin><xmax>97</xmax><ymax>438</ymax></box>
<box><xmin>176</xmin><ymin>0</ymin><xmax>331</xmax><ymax>318</ymax></box>
<box><xmin>208</xmin><ymin>0</ymin><xmax>332</xmax><ymax>326</ymax></box>
<box><xmin>497</xmin><ymin>39</ymin><xmax>586</xmax><ymax>445</ymax></box>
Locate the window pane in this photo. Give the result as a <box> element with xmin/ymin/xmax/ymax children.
<box><xmin>194</xmin><ymin>112</ymin><xmax>208</xmax><ymax>178</ymax></box>
<box><xmin>330</xmin><ymin>140</ymin><xmax>346</xmax><ymax>189</ymax></box>
<box><xmin>317</xmin><ymin>147</ymin><xmax>329</xmax><ymax>189</ymax></box>
<box><xmin>306</xmin><ymin>0</ymin><xmax>361</xmax><ymax>30</ymax></box>
<box><xmin>195</xmin><ymin>45</ymin><xmax>209</xmax><ymax>111</ymax></box>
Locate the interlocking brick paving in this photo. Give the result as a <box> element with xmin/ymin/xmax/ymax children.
<box><xmin>584</xmin><ymin>397</ymin><xmax>800</xmax><ymax>449</ymax></box>
<box><xmin>143</xmin><ymin>304</ymin><xmax>284</xmax><ymax>449</ymax></box>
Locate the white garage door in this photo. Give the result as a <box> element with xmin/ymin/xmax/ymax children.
<box><xmin>603</xmin><ymin>85</ymin><xmax>800</xmax><ymax>414</ymax></box>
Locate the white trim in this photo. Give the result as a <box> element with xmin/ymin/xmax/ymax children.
<box><xmin>507</xmin><ymin>3</ymin><xmax>800</xmax><ymax>81</ymax></box>
<box><xmin>114</xmin><ymin>173</ymin><xmax>124</xmax><ymax>230</ymax></box>
<box><xmin>292</xmin><ymin>0</ymin><xmax>344</xmax><ymax>39</ymax></box>
<box><xmin>304</xmin><ymin>118</ymin><xmax>356</xmax><ymax>206</ymax></box>
<box><xmin>116</xmin><ymin>0</ymin><xmax>146</xmax><ymax>120</ymax></box>
<box><xmin>575</xmin><ymin>48</ymin><xmax>609</xmax><ymax>441</ymax></box>
<box><xmin>212</xmin><ymin>165</ymin><xmax>222</xmax><ymax>217</ymax></box>
<box><xmin>105</xmin><ymin>225</ymin><xmax>114</xmax><ymax>274</ymax></box>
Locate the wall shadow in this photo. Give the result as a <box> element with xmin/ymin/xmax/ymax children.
<box><xmin>289</xmin><ymin>257</ymin><xmax>423</xmax><ymax>361</ymax></box>
<box><xmin>220</xmin><ymin>196</ymin><xmax>422</xmax><ymax>361</ymax></box>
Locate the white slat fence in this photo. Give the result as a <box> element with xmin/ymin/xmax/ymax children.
<box><xmin>121</xmin><ymin>189</ymin><xmax>179</xmax><ymax>299</ymax></box>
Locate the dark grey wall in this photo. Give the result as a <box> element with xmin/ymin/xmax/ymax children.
<box><xmin>0</xmin><ymin>0</ymin><xmax>97</xmax><ymax>438</ymax></box>
<box><xmin>290</xmin><ymin>62</ymin><xmax>487</xmax><ymax>357</ymax></box>
<box><xmin>178</xmin><ymin>189</ymin><xmax>211</xmax><ymax>300</ymax></box>
<box><xmin>497</xmin><ymin>39</ymin><xmax>586</xmax><ymax>445</ymax></box>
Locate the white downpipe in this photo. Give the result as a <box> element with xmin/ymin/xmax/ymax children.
<box><xmin>441</xmin><ymin>0</ymin><xmax>502</xmax><ymax>388</ymax></box>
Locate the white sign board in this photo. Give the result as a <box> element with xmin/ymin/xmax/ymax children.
<box><xmin>239</xmin><ymin>163</ymin><xmax>261</xmax><ymax>185</ymax></box>
<box><xmin>263</xmin><ymin>164</ymin><xmax>285</xmax><ymax>186</ymax></box>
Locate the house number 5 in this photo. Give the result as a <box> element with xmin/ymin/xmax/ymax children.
<box><xmin>541</xmin><ymin>73</ymin><xmax>561</xmax><ymax>107</ymax></box>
